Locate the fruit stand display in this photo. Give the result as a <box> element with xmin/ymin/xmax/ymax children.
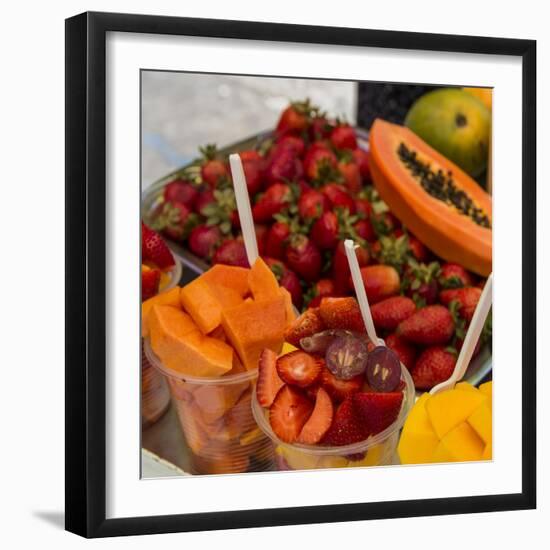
<box><xmin>141</xmin><ymin>92</ymin><xmax>493</xmax><ymax>474</ymax></box>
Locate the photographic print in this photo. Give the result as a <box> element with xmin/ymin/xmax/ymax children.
<box><xmin>140</xmin><ymin>72</ymin><xmax>493</xmax><ymax>477</ymax></box>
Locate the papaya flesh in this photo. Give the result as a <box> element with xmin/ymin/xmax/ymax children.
<box><xmin>369</xmin><ymin>119</ymin><xmax>492</xmax><ymax>276</ymax></box>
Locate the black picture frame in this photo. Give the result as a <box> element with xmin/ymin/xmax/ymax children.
<box><xmin>65</xmin><ymin>11</ymin><xmax>536</xmax><ymax>538</ymax></box>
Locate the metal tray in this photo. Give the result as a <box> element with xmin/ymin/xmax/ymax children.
<box><xmin>141</xmin><ymin>128</ymin><xmax>492</xmax><ymax>386</ymax></box>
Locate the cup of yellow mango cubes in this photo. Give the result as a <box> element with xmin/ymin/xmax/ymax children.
<box><xmin>398</xmin><ymin>381</ymin><xmax>492</xmax><ymax>464</ymax></box>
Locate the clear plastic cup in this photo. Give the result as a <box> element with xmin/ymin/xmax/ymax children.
<box><xmin>251</xmin><ymin>363</ymin><xmax>415</xmax><ymax>471</ymax></box>
<box><xmin>144</xmin><ymin>338</ymin><xmax>275</xmax><ymax>475</ymax></box>
<box><xmin>141</xmin><ymin>257</ymin><xmax>182</xmax><ymax>428</ymax></box>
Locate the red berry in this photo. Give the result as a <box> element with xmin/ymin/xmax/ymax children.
<box><xmin>188</xmin><ymin>224</ymin><xmax>221</xmax><ymax>259</ymax></box>
<box><xmin>385</xmin><ymin>333</ymin><xmax>417</xmax><ymax>370</ymax></box>
<box><xmin>352</xmin><ymin>391</ymin><xmax>403</xmax><ymax>436</ymax></box>
<box><xmin>270</xmin><ymin>386</ymin><xmax>313</xmax><ymax>443</ymax></box>
<box><xmin>284</xmin><ymin>308</ymin><xmax>326</xmax><ymax>348</ymax></box>
<box><xmin>321</xmin><ymin>183</ymin><xmax>356</xmax><ymax>214</ymax></box>
<box><xmin>439</xmin><ymin>263</ymin><xmax>475</xmax><ymax>289</ymax></box>
<box><xmin>330</xmin><ymin>125</ymin><xmax>357</xmax><ymax>150</ymax></box>
<box><xmin>297</xmin><ymin>387</ymin><xmax>334</xmax><ymax>444</ymax></box>
<box><xmin>141</xmin><ymin>268</ymin><xmax>161</xmax><ymax>301</ymax></box>
<box><xmin>318</xmin><ymin>297</ymin><xmax>365</xmax><ymax>333</ymax></box>
<box><xmin>397</xmin><ymin>305</ymin><xmax>455</xmax><ymax>345</ymax></box>
<box><xmin>439</xmin><ymin>287</ymin><xmax>482</xmax><ymax>322</ymax></box>
<box><xmin>298</xmin><ymin>189</ymin><xmax>330</xmax><ymax>220</ymax></box>
<box><xmin>285</xmin><ymin>235</ymin><xmax>322</xmax><ymax>282</ymax></box>
<box><xmin>321</xmin><ymin>396</ymin><xmax>367</xmax><ymax>446</ymax></box>
<box><xmin>319</xmin><ymin>366</ymin><xmax>363</xmax><ymax>403</ymax></box>
<box><xmin>141</xmin><ymin>222</ymin><xmax>175</xmax><ymax>269</ymax></box>
<box><xmin>352</xmin><ymin>148</ymin><xmax>371</xmax><ymax>180</ymax></box>
<box><xmin>338</xmin><ymin>161</ymin><xmax>362</xmax><ymax>193</ymax></box>
<box><xmin>311</xmin><ymin>211</ymin><xmax>339</xmax><ymax>250</ymax></box>
<box><xmin>410</xmin><ymin>346</ymin><xmax>457</xmax><ymax>391</ymax></box>
<box><xmin>212</xmin><ymin>239</ymin><xmax>249</xmax><ymax>268</ymax></box>
<box><xmin>357</xmin><ymin>265</ymin><xmax>400</xmax><ymax>304</ymax></box>
<box><xmin>202</xmin><ymin>159</ymin><xmax>228</xmax><ymax>188</ymax></box>
<box><xmin>371</xmin><ymin>296</ymin><xmax>416</xmax><ymax>331</ymax></box>
<box><xmin>276</xmin><ymin>351</ymin><xmax>323</xmax><ymax>388</ymax></box>
<box><xmin>256</xmin><ymin>348</ymin><xmax>285</xmax><ymax>407</ymax></box>
<box><xmin>163</xmin><ymin>179</ymin><xmax>198</xmax><ymax>208</ymax></box>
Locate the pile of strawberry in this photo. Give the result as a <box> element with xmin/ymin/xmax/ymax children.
<box><xmin>148</xmin><ymin>100</ymin><xmax>491</xmax><ymax>390</ymax></box>
<box><xmin>141</xmin><ymin>222</ymin><xmax>175</xmax><ymax>301</ymax></box>
<box><xmin>256</xmin><ymin>349</ymin><xmax>404</xmax><ymax>449</ymax></box>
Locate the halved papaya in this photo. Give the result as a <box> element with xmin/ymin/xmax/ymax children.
<box><xmin>369</xmin><ymin>119</ymin><xmax>492</xmax><ymax>276</ymax></box>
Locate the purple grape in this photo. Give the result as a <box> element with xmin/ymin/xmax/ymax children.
<box><xmin>365</xmin><ymin>346</ymin><xmax>401</xmax><ymax>392</ymax></box>
<box><xmin>300</xmin><ymin>329</ymin><xmax>353</xmax><ymax>354</ymax></box>
<box><xmin>325</xmin><ymin>335</ymin><xmax>368</xmax><ymax>380</ymax></box>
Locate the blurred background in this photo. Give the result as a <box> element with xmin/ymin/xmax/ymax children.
<box><xmin>141</xmin><ymin>72</ymin><xmax>437</xmax><ymax>188</ymax></box>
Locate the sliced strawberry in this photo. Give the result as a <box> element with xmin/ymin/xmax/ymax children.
<box><xmin>276</xmin><ymin>351</ymin><xmax>323</xmax><ymax>388</ymax></box>
<box><xmin>269</xmin><ymin>386</ymin><xmax>313</xmax><ymax>443</ymax></box>
<box><xmin>284</xmin><ymin>308</ymin><xmax>326</xmax><ymax>348</ymax></box>
<box><xmin>321</xmin><ymin>396</ymin><xmax>368</xmax><ymax>446</ymax></box>
<box><xmin>141</xmin><ymin>222</ymin><xmax>175</xmax><ymax>269</ymax></box>
<box><xmin>319</xmin><ymin>366</ymin><xmax>363</xmax><ymax>402</ymax></box>
<box><xmin>256</xmin><ymin>349</ymin><xmax>285</xmax><ymax>407</ymax></box>
<box><xmin>318</xmin><ymin>297</ymin><xmax>365</xmax><ymax>332</ymax></box>
<box><xmin>352</xmin><ymin>391</ymin><xmax>403</xmax><ymax>436</ymax></box>
<box><xmin>141</xmin><ymin>268</ymin><xmax>161</xmax><ymax>301</ymax></box>
<box><xmin>297</xmin><ymin>387</ymin><xmax>334</xmax><ymax>444</ymax></box>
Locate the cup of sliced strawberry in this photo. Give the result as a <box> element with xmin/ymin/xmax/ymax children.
<box><xmin>251</xmin><ymin>306</ymin><xmax>415</xmax><ymax>470</ymax></box>
<box><xmin>141</xmin><ymin>222</ymin><xmax>181</xmax><ymax>427</ymax></box>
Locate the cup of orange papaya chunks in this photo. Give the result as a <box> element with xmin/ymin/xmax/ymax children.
<box><xmin>143</xmin><ymin>257</ymin><xmax>297</xmax><ymax>474</ymax></box>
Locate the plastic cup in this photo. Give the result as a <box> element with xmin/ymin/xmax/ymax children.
<box><xmin>141</xmin><ymin>257</ymin><xmax>182</xmax><ymax>428</ymax></box>
<box><xmin>251</xmin><ymin>363</ymin><xmax>415</xmax><ymax>471</ymax></box>
<box><xmin>144</xmin><ymin>339</ymin><xmax>275</xmax><ymax>475</ymax></box>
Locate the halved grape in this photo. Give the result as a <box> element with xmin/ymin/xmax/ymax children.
<box><xmin>365</xmin><ymin>346</ymin><xmax>401</xmax><ymax>392</ymax></box>
<box><xmin>325</xmin><ymin>335</ymin><xmax>368</xmax><ymax>380</ymax></box>
<box><xmin>300</xmin><ymin>329</ymin><xmax>353</xmax><ymax>354</ymax></box>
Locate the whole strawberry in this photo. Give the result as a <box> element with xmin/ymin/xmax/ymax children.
<box><xmin>321</xmin><ymin>183</ymin><xmax>356</xmax><ymax>214</ymax></box>
<box><xmin>311</xmin><ymin>211</ymin><xmax>339</xmax><ymax>250</ymax></box>
<box><xmin>355</xmin><ymin>198</ymin><xmax>373</xmax><ymax>218</ymax></box>
<box><xmin>265</xmin><ymin>145</ymin><xmax>303</xmax><ymax>184</ymax></box>
<box><xmin>276</xmin><ymin>134</ymin><xmax>306</xmax><ymax>157</ymax></box>
<box><xmin>298</xmin><ymin>189</ymin><xmax>330</xmax><ymax>220</ymax></box>
<box><xmin>199</xmin><ymin>144</ymin><xmax>228</xmax><ymax>187</ymax></box>
<box><xmin>330</xmin><ymin>124</ymin><xmax>357</xmax><ymax>150</ymax></box>
<box><xmin>439</xmin><ymin>263</ymin><xmax>475</xmax><ymax>289</ymax></box>
<box><xmin>357</xmin><ymin>265</ymin><xmax>401</xmax><ymax>304</ymax></box>
<box><xmin>264</xmin><ymin>221</ymin><xmax>290</xmax><ymax>260</ymax></box>
<box><xmin>212</xmin><ymin>239</ymin><xmax>249</xmax><ymax>268</ymax></box>
<box><xmin>304</xmin><ymin>146</ymin><xmax>338</xmax><ymax>181</ymax></box>
<box><xmin>371</xmin><ymin>296</ymin><xmax>416</xmax><ymax>331</ymax></box>
<box><xmin>152</xmin><ymin>200</ymin><xmax>198</xmax><ymax>242</ymax></box>
<box><xmin>265</xmin><ymin>257</ymin><xmax>303</xmax><ymax>309</ymax></box>
<box><xmin>163</xmin><ymin>179</ymin><xmax>198</xmax><ymax>208</ymax></box>
<box><xmin>285</xmin><ymin>235</ymin><xmax>322</xmax><ymax>282</ymax></box>
<box><xmin>194</xmin><ymin>188</ymin><xmax>215</xmax><ymax>216</ymax></box>
<box><xmin>338</xmin><ymin>160</ymin><xmax>361</xmax><ymax>193</ymax></box>
<box><xmin>408</xmin><ymin>235</ymin><xmax>430</xmax><ymax>262</ymax></box>
<box><xmin>252</xmin><ymin>182</ymin><xmax>292</xmax><ymax>223</ymax></box>
<box><xmin>188</xmin><ymin>224</ymin><xmax>221</xmax><ymax>259</ymax></box>
<box><xmin>385</xmin><ymin>333</ymin><xmax>417</xmax><ymax>370</ymax></box>
<box><xmin>141</xmin><ymin>222</ymin><xmax>175</xmax><ymax>269</ymax></box>
<box><xmin>309</xmin><ymin>116</ymin><xmax>332</xmax><ymax>141</ymax></box>
<box><xmin>410</xmin><ymin>346</ymin><xmax>457</xmax><ymax>391</ymax></box>
<box><xmin>354</xmin><ymin>219</ymin><xmax>375</xmax><ymax>242</ymax></box>
<box><xmin>239</xmin><ymin>150</ymin><xmax>265</xmax><ymax>196</ymax></box>
<box><xmin>439</xmin><ymin>286</ymin><xmax>482</xmax><ymax>322</ymax></box>
<box><xmin>352</xmin><ymin>148</ymin><xmax>371</xmax><ymax>180</ymax></box>
<box><xmin>397</xmin><ymin>305</ymin><xmax>455</xmax><ymax>345</ymax></box>
<box><xmin>276</xmin><ymin>100</ymin><xmax>312</xmax><ymax>136</ymax></box>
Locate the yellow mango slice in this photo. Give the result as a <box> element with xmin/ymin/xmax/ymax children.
<box><xmin>479</xmin><ymin>381</ymin><xmax>492</xmax><ymax>408</ymax></box>
<box><xmin>436</xmin><ymin>422</ymin><xmax>485</xmax><ymax>462</ymax></box>
<box><xmin>431</xmin><ymin>441</ymin><xmax>456</xmax><ymax>463</ymax></box>
<box><xmin>281</xmin><ymin>342</ymin><xmax>299</xmax><ymax>355</ymax></box>
<box><xmin>398</xmin><ymin>393</ymin><xmax>440</xmax><ymax>464</ymax></box>
<box><xmin>455</xmin><ymin>381</ymin><xmax>479</xmax><ymax>393</ymax></box>
<box><xmin>467</xmin><ymin>403</ymin><xmax>492</xmax><ymax>444</ymax></box>
<box><xmin>481</xmin><ymin>442</ymin><xmax>492</xmax><ymax>460</ymax></box>
<box><xmin>425</xmin><ymin>389</ymin><xmax>487</xmax><ymax>440</ymax></box>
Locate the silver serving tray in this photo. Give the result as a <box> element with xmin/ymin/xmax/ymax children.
<box><xmin>141</xmin><ymin>128</ymin><xmax>492</xmax><ymax>386</ymax></box>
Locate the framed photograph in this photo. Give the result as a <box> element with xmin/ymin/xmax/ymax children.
<box><xmin>65</xmin><ymin>11</ymin><xmax>536</xmax><ymax>538</ymax></box>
